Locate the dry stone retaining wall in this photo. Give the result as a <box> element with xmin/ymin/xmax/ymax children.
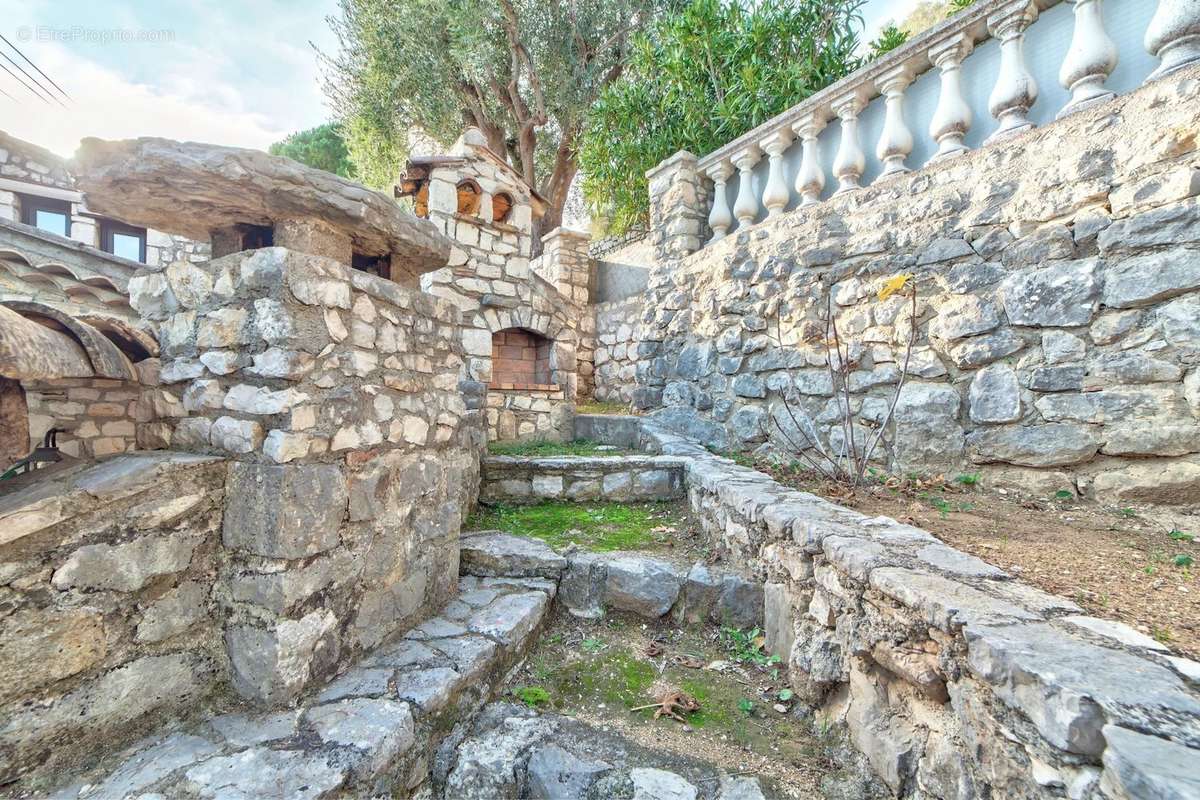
<box><xmin>634</xmin><ymin>66</ymin><xmax>1200</xmax><ymax>502</ymax></box>
<box><xmin>479</xmin><ymin>454</ymin><xmax>685</xmax><ymax>504</ymax></box>
<box><xmin>639</xmin><ymin>422</ymin><xmax>1200</xmax><ymax>800</ymax></box>
<box><xmin>126</xmin><ymin>245</ymin><xmax>486</xmax><ymax>706</ymax></box>
<box><xmin>592</xmin><ymin>295</ymin><xmax>643</xmax><ymax>404</ymax></box>
<box><xmin>0</xmin><ymin>453</ymin><xmax>228</xmax><ymax>790</ymax></box>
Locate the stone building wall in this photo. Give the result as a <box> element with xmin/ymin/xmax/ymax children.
<box><xmin>643</xmin><ymin>422</ymin><xmax>1200</xmax><ymax>800</ymax></box>
<box><xmin>23</xmin><ymin>377</ymin><xmax>146</xmax><ymax>458</ymax></box>
<box><xmin>0</xmin><ymin>130</ymin><xmax>209</xmax><ymax>268</ymax></box>
<box><xmin>479</xmin><ymin>454</ymin><xmax>685</xmax><ymax>504</ymax></box>
<box><xmin>0</xmin><ymin>453</ymin><xmax>228</xmax><ymax>791</ymax></box>
<box><xmin>592</xmin><ymin>295</ymin><xmax>643</xmax><ymax>405</ymax></box>
<box><xmin>633</xmin><ymin>67</ymin><xmax>1200</xmax><ymax>503</ymax></box>
<box><xmin>127</xmin><ymin>245</ymin><xmax>485</xmax><ymax>705</ymax></box>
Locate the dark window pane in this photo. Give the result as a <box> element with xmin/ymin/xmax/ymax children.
<box><xmin>112</xmin><ymin>232</ymin><xmax>143</xmax><ymax>261</ymax></box>
<box><xmin>34</xmin><ymin>209</ymin><xmax>68</xmax><ymax>236</ymax></box>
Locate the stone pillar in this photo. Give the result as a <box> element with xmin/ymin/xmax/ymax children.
<box><xmin>539</xmin><ymin>227</ymin><xmax>592</xmax><ymax>305</ymax></box>
<box><xmin>1145</xmin><ymin>0</ymin><xmax>1200</xmax><ymax>81</ymax></box>
<box><xmin>273</xmin><ymin>218</ymin><xmax>353</xmax><ymax>265</ymax></box>
<box><xmin>792</xmin><ymin>112</ymin><xmax>829</xmax><ymax>206</ymax></box>
<box><xmin>928</xmin><ymin>33</ymin><xmax>975</xmax><ymax>160</ymax></box>
<box><xmin>986</xmin><ymin>1</ymin><xmax>1040</xmax><ymax>143</ymax></box>
<box><xmin>705</xmin><ymin>160</ymin><xmax>734</xmax><ymax>243</ymax></box>
<box><xmin>646</xmin><ymin>151</ymin><xmax>708</xmax><ymax>262</ymax></box>
<box><xmin>129</xmin><ymin>244</ymin><xmax>478</xmax><ymax>706</ymax></box>
<box><xmin>1058</xmin><ymin>0</ymin><xmax>1117</xmax><ymax>117</ymax></box>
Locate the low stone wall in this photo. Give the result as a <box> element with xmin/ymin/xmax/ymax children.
<box><xmin>485</xmin><ymin>384</ymin><xmax>572</xmax><ymax>441</ymax></box>
<box><xmin>128</xmin><ymin>246</ymin><xmax>486</xmax><ymax>706</ymax></box>
<box><xmin>480</xmin><ymin>454</ymin><xmax>685</xmax><ymax>504</ymax></box>
<box><xmin>592</xmin><ymin>295</ymin><xmax>641</xmax><ymax>404</ymax></box>
<box><xmin>0</xmin><ymin>453</ymin><xmax>228</xmax><ymax>791</ymax></box>
<box><xmin>23</xmin><ymin>377</ymin><xmax>146</xmax><ymax>458</ymax></box>
<box><xmin>640</xmin><ymin>422</ymin><xmax>1200</xmax><ymax>799</ymax></box>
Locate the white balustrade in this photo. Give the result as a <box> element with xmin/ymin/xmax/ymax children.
<box><xmin>791</xmin><ymin>112</ymin><xmax>828</xmax><ymax>205</ymax></box>
<box><xmin>928</xmin><ymin>34</ymin><xmax>974</xmax><ymax>160</ymax></box>
<box><xmin>731</xmin><ymin>147</ymin><xmax>762</xmax><ymax>227</ymax></box>
<box><xmin>689</xmin><ymin>0</ymin><xmax>1172</xmax><ymax>250</ymax></box>
<box><xmin>759</xmin><ymin>130</ymin><xmax>795</xmax><ymax>217</ymax></box>
<box><xmin>1145</xmin><ymin>0</ymin><xmax>1200</xmax><ymax>81</ymax></box>
<box><xmin>875</xmin><ymin>65</ymin><xmax>915</xmax><ymax>177</ymax></box>
<box><xmin>1059</xmin><ymin>0</ymin><xmax>1117</xmax><ymax>117</ymax></box>
<box><xmin>832</xmin><ymin>93</ymin><xmax>866</xmax><ymax>193</ymax></box>
<box><xmin>986</xmin><ymin>2</ymin><xmax>1040</xmax><ymax>143</ymax></box>
<box><xmin>706</xmin><ymin>160</ymin><xmax>734</xmax><ymax>243</ymax></box>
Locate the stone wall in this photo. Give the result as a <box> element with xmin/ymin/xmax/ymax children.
<box><xmin>0</xmin><ymin>453</ymin><xmax>228</xmax><ymax>791</ymax></box>
<box><xmin>642</xmin><ymin>422</ymin><xmax>1200</xmax><ymax>799</ymax></box>
<box><xmin>634</xmin><ymin>67</ymin><xmax>1200</xmax><ymax>502</ymax></box>
<box><xmin>592</xmin><ymin>295</ymin><xmax>642</xmax><ymax>405</ymax></box>
<box><xmin>479</xmin><ymin>454</ymin><xmax>685</xmax><ymax>504</ymax></box>
<box><xmin>24</xmin><ymin>377</ymin><xmax>146</xmax><ymax>458</ymax></box>
<box><xmin>127</xmin><ymin>245</ymin><xmax>486</xmax><ymax>705</ymax></box>
<box><xmin>418</xmin><ymin>132</ymin><xmax>587</xmax><ymax>440</ymax></box>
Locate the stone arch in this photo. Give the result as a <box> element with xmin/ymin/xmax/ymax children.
<box><xmin>477</xmin><ymin>307</ymin><xmax>577</xmax><ymax>347</ymax></box>
<box><xmin>456</xmin><ymin>179</ymin><xmax>482</xmax><ymax>216</ymax></box>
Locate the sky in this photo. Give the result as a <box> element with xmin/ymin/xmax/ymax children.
<box><xmin>0</xmin><ymin>0</ymin><xmax>915</xmax><ymax>159</ymax></box>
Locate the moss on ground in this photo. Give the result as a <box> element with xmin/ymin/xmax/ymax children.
<box><xmin>487</xmin><ymin>438</ymin><xmax>629</xmax><ymax>457</ymax></box>
<box><xmin>575</xmin><ymin>401</ymin><xmax>631</xmax><ymax>415</ymax></box>
<box><xmin>467</xmin><ymin>501</ymin><xmax>689</xmax><ymax>552</ymax></box>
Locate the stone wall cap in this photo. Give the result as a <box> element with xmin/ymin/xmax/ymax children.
<box><xmin>72</xmin><ymin>137</ymin><xmax>453</xmax><ymax>272</ymax></box>
<box><xmin>645</xmin><ymin>151</ymin><xmax>699</xmax><ymax>181</ymax></box>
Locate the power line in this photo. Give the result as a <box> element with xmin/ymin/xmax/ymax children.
<box><xmin>0</xmin><ymin>33</ymin><xmax>70</xmax><ymax>102</ymax></box>
<box><xmin>0</xmin><ymin>47</ymin><xmax>65</xmax><ymax>108</ymax></box>
<box><xmin>0</xmin><ymin>84</ymin><xmax>15</xmax><ymax>102</ymax></box>
<box><xmin>0</xmin><ymin>60</ymin><xmax>50</xmax><ymax>105</ymax></box>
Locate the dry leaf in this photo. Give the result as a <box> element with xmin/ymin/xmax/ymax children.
<box><xmin>877</xmin><ymin>273</ymin><xmax>913</xmax><ymax>301</ymax></box>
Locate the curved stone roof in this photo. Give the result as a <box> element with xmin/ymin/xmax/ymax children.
<box><xmin>0</xmin><ymin>301</ymin><xmax>148</xmax><ymax>382</ymax></box>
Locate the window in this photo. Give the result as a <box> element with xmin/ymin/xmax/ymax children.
<box><xmin>18</xmin><ymin>194</ymin><xmax>71</xmax><ymax>237</ymax></box>
<box><xmin>100</xmin><ymin>220</ymin><xmax>147</xmax><ymax>263</ymax></box>
<box><xmin>492</xmin><ymin>192</ymin><xmax>514</xmax><ymax>223</ymax></box>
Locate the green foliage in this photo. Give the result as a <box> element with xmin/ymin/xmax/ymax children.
<box><xmin>268</xmin><ymin>123</ymin><xmax>356</xmax><ymax>179</ymax></box>
<box><xmin>582</xmin><ymin>637</ymin><xmax>606</xmax><ymax>653</ymax></box>
<box><xmin>324</xmin><ymin>0</ymin><xmax>657</xmax><ymax>208</ymax></box>
<box><xmin>953</xmin><ymin>472</ymin><xmax>981</xmax><ymax>486</ymax></box>
<box><xmin>486</xmin><ymin>438</ymin><xmax>624</xmax><ymax>456</ymax></box>
<box><xmin>1169</xmin><ymin>529</ymin><xmax>1194</xmax><ymax>542</ymax></box>
<box><xmin>514</xmin><ymin>685</ymin><xmax>551</xmax><ymax>707</ymax></box>
<box><xmin>579</xmin><ymin>0</ymin><xmax>864</xmax><ymax>233</ymax></box>
<box><xmin>1054</xmin><ymin>490</ymin><xmax>1075</xmax><ymax>500</ymax></box>
<box><xmin>1175</xmin><ymin>554</ymin><xmax>1195</xmax><ymax>568</ymax></box>
<box><xmin>867</xmin><ymin>24</ymin><xmax>909</xmax><ymax>60</ymax></box>
<box><xmin>948</xmin><ymin>0</ymin><xmax>976</xmax><ymax>11</ymax></box>
<box><xmin>777</xmin><ymin>688</ymin><xmax>794</xmax><ymax>702</ymax></box>
<box><xmin>467</xmin><ymin>501</ymin><xmax>686</xmax><ymax>551</ymax></box>
<box><xmin>721</xmin><ymin>627</ymin><xmax>781</xmax><ymax>668</ymax></box>
<box><xmin>737</xmin><ymin>697</ymin><xmax>755</xmax><ymax>714</ymax></box>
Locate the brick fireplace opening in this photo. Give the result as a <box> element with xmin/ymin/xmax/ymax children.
<box><xmin>490</xmin><ymin>328</ymin><xmax>555</xmax><ymax>390</ymax></box>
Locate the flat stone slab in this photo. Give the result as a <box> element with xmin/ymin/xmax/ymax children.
<box><xmin>466</xmin><ymin>591</ymin><xmax>550</xmax><ymax>645</ymax></box>
<box><xmin>73</xmin><ymin>137</ymin><xmax>452</xmax><ymax>270</ymax></box>
<box><xmin>304</xmin><ymin>698</ymin><xmax>415</xmax><ymax>780</ymax></box>
<box><xmin>460</xmin><ymin>532</ymin><xmax>567</xmax><ymax>579</ymax></box>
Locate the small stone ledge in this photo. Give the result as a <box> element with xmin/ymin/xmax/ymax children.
<box><xmin>49</xmin><ymin>575</ymin><xmax>556</xmax><ymax>800</ymax></box>
<box><xmin>480</xmin><ymin>454</ymin><xmax>686</xmax><ymax>504</ymax></box>
<box><xmin>638</xmin><ymin>421</ymin><xmax>1200</xmax><ymax>798</ymax></box>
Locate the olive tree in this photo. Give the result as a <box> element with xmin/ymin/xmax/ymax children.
<box><xmin>323</xmin><ymin>0</ymin><xmax>659</xmax><ymax>235</ymax></box>
<box><xmin>578</xmin><ymin>0</ymin><xmax>864</xmax><ymax>234</ymax></box>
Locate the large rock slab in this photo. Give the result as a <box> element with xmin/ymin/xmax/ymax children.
<box><xmin>602</xmin><ymin>554</ymin><xmax>685</xmax><ymax>617</ymax></box>
<box><xmin>966</xmin><ymin>423</ymin><xmax>1102</xmax><ymax>467</ymax></box>
<box><xmin>965</xmin><ymin>623</ymin><xmax>1200</xmax><ymax>755</ymax></box>
<box><xmin>73</xmin><ymin>137</ymin><xmax>451</xmax><ymax>270</ymax></box>
<box><xmin>1100</xmin><ymin>724</ymin><xmax>1200</xmax><ymax>800</ymax></box>
<box><xmin>460</xmin><ymin>532</ymin><xmax>567</xmax><ymax>579</ymax></box>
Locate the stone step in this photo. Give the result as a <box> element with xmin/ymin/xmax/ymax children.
<box><xmin>460</xmin><ymin>531</ymin><xmax>763</xmax><ymax>628</ymax></box>
<box><xmin>438</xmin><ymin>701</ymin><xmax>772</xmax><ymax>800</ymax></box>
<box><xmin>50</xmin><ymin>575</ymin><xmax>555</xmax><ymax>800</ymax></box>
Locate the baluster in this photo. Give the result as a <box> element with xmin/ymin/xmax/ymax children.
<box><xmin>731</xmin><ymin>146</ymin><xmax>762</xmax><ymax>227</ymax></box>
<box><xmin>876</xmin><ymin>65</ymin><xmax>915</xmax><ymax>177</ymax></box>
<box><xmin>1059</xmin><ymin>0</ymin><xmax>1117</xmax><ymax>117</ymax></box>
<box><xmin>832</xmin><ymin>93</ymin><xmax>866</xmax><ymax>194</ymax></box>
<box><xmin>928</xmin><ymin>34</ymin><xmax>974</xmax><ymax>161</ymax></box>
<box><xmin>1145</xmin><ymin>0</ymin><xmax>1200</xmax><ymax>81</ymax></box>
<box><xmin>986</xmin><ymin>1</ymin><xmax>1040</xmax><ymax>143</ymax></box>
<box><xmin>706</xmin><ymin>160</ymin><xmax>734</xmax><ymax>243</ymax></box>
<box><xmin>759</xmin><ymin>130</ymin><xmax>794</xmax><ymax>217</ymax></box>
<box><xmin>791</xmin><ymin>112</ymin><xmax>828</xmax><ymax>205</ymax></box>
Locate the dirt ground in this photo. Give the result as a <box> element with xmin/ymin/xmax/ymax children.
<box><xmin>505</xmin><ymin>610</ymin><xmax>877</xmax><ymax>799</ymax></box>
<box><xmin>753</xmin><ymin>460</ymin><xmax>1200</xmax><ymax>661</ymax></box>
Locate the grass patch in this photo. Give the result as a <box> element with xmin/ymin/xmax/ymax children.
<box><xmin>575</xmin><ymin>401</ymin><xmax>630</xmax><ymax>415</ymax></box>
<box><xmin>487</xmin><ymin>438</ymin><xmax>627</xmax><ymax>457</ymax></box>
<box><xmin>468</xmin><ymin>500</ymin><xmax>687</xmax><ymax>551</ymax></box>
